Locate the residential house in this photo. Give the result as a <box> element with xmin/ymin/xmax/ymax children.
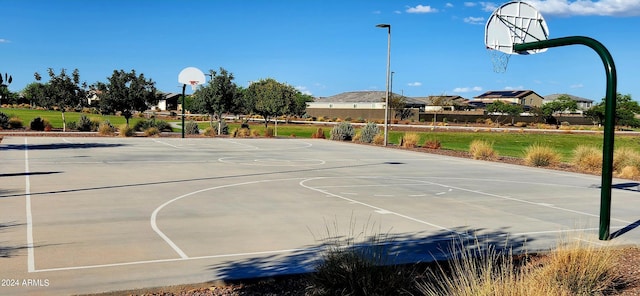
<box><xmin>543</xmin><ymin>93</ymin><xmax>594</xmax><ymax>110</ymax></box>
<box><xmin>470</xmin><ymin>90</ymin><xmax>545</xmax><ymax>109</ymax></box>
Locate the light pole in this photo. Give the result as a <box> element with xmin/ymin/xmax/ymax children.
<box><xmin>376</xmin><ymin>23</ymin><xmax>391</xmax><ymax>146</ymax></box>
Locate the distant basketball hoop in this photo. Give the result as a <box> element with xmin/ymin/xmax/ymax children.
<box><xmin>484</xmin><ymin>1</ymin><xmax>550</xmax><ymax>73</ymax></box>
<box><xmin>177</xmin><ymin>67</ymin><xmax>206</xmax><ymax>138</ymax></box>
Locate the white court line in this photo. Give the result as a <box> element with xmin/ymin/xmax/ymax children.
<box><xmin>299</xmin><ymin>177</ymin><xmax>471</xmax><ymax>238</ymax></box>
<box><xmin>150</xmin><ymin>178</ymin><xmax>305</xmax><ymax>259</ymax></box>
<box><xmin>152</xmin><ymin>139</ymin><xmax>182</xmax><ymax>149</ymax></box>
<box><xmin>24</xmin><ymin>138</ymin><xmax>35</xmax><ymax>273</ymax></box>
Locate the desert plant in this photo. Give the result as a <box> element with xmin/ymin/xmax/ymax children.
<box><xmin>309</xmin><ymin>217</ymin><xmax>417</xmax><ymax>295</ymax></box>
<box><xmin>372</xmin><ymin>133</ymin><xmax>385</xmax><ymax>145</ymax></box>
<box><xmin>312</xmin><ymin>127</ymin><xmax>326</xmax><ymax>139</ymax></box>
<box><xmin>203</xmin><ymin>126</ymin><xmax>216</xmax><ymax>137</ymax></box>
<box><xmin>214</xmin><ymin>119</ymin><xmax>229</xmax><ymax>135</ymax></box>
<box><xmin>135</xmin><ymin>118</ymin><xmax>171</xmax><ymax>132</ymax></box>
<box><xmin>613</xmin><ymin>147</ymin><xmax>640</xmax><ymax>172</ymax></box>
<box><xmin>144</xmin><ymin>127</ymin><xmax>160</xmax><ymax>137</ymax></box>
<box><xmin>184</xmin><ymin>120</ymin><xmax>199</xmax><ymax>135</ymax></box>
<box><xmin>359</xmin><ymin>122</ymin><xmax>379</xmax><ymax>143</ymax></box>
<box><xmin>98</xmin><ymin>121</ymin><xmax>115</xmax><ymax>136</ymax></box>
<box><xmin>77</xmin><ymin>114</ymin><xmax>93</xmax><ymax>132</ymax></box>
<box><xmin>118</xmin><ymin>124</ymin><xmax>134</xmax><ymax>137</ymax></box>
<box><xmin>573</xmin><ymin>145</ymin><xmax>602</xmax><ymax>172</ymax></box>
<box><xmin>0</xmin><ymin>112</ymin><xmax>9</xmax><ymax>129</ymax></box>
<box><xmin>401</xmin><ymin>132</ymin><xmax>420</xmax><ymax>148</ymax></box>
<box><xmin>524</xmin><ymin>144</ymin><xmax>560</xmax><ymax>167</ymax></box>
<box><xmin>469</xmin><ymin>139</ymin><xmax>497</xmax><ymax>160</ymax></box>
<box><xmin>8</xmin><ymin>117</ymin><xmax>23</xmax><ymax>129</ymax></box>
<box><xmin>29</xmin><ymin>117</ymin><xmax>46</xmax><ymax>131</ymax></box>
<box><xmin>264</xmin><ymin>127</ymin><xmax>274</xmax><ymax>137</ymax></box>
<box><xmin>330</xmin><ymin>121</ymin><xmax>355</xmax><ymax>141</ymax></box>
<box><xmin>423</xmin><ymin>137</ymin><xmax>442</xmax><ymax>149</ymax></box>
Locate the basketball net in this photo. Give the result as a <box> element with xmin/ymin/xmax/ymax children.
<box><xmin>189</xmin><ymin>81</ymin><xmax>199</xmax><ymax>91</ymax></box>
<box><xmin>487</xmin><ymin>48</ymin><xmax>510</xmax><ymax>73</ymax></box>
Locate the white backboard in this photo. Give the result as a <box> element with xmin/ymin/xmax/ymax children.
<box><xmin>178</xmin><ymin>67</ymin><xmax>206</xmax><ymax>85</ymax></box>
<box><xmin>485</xmin><ymin>1</ymin><xmax>549</xmax><ymax>55</ymax></box>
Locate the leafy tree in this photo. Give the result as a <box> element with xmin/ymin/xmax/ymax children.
<box><xmin>0</xmin><ymin>72</ymin><xmax>13</xmax><ymax>105</ymax></box>
<box><xmin>541</xmin><ymin>95</ymin><xmax>578</xmax><ymax>124</ymax></box>
<box><xmin>96</xmin><ymin>69</ymin><xmax>159</xmax><ymax>126</ymax></box>
<box><xmin>585</xmin><ymin>93</ymin><xmax>640</xmax><ymax>127</ymax></box>
<box><xmin>290</xmin><ymin>92</ymin><xmax>314</xmax><ymax>118</ymax></box>
<box><xmin>486</xmin><ymin>100</ymin><xmax>523</xmax><ymax>124</ymax></box>
<box><xmin>244</xmin><ymin>78</ymin><xmax>296</xmax><ymax>128</ymax></box>
<box><xmin>34</xmin><ymin>68</ymin><xmax>86</xmax><ymax>131</ymax></box>
<box><xmin>387</xmin><ymin>95</ymin><xmax>414</xmax><ymax>120</ymax></box>
<box><xmin>22</xmin><ymin>82</ymin><xmax>47</xmax><ymax>107</ymax></box>
<box><xmin>193</xmin><ymin>68</ymin><xmax>238</xmax><ymax>134</ymax></box>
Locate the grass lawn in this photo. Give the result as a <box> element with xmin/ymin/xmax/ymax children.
<box><xmin>5</xmin><ymin>108</ymin><xmax>640</xmax><ymax>163</ymax></box>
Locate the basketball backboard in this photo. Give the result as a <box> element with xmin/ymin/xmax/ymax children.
<box><xmin>178</xmin><ymin>67</ymin><xmax>206</xmax><ymax>90</ymax></box>
<box><xmin>485</xmin><ymin>1</ymin><xmax>549</xmax><ymax>55</ymax></box>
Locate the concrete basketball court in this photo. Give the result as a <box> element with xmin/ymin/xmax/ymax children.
<box><xmin>1</xmin><ymin>136</ymin><xmax>639</xmax><ymax>295</ymax></box>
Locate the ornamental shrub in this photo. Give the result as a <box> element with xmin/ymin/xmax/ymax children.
<box><xmin>330</xmin><ymin>122</ymin><xmax>355</xmax><ymax>141</ymax></box>
<box><xmin>184</xmin><ymin>120</ymin><xmax>199</xmax><ymax>135</ymax></box>
<box><xmin>77</xmin><ymin>114</ymin><xmax>93</xmax><ymax>131</ymax></box>
<box><xmin>0</xmin><ymin>112</ymin><xmax>8</xmax><ymax>129</ymax></box>
<box><xmin>29</xmin><ymin>117</ymin><xmax>46</xmax><ymax>131</ymax></box>
<box><xmin>359</xmin><ymin>122</ymin><xmax>379</xmax><ymax>143</ymax></box>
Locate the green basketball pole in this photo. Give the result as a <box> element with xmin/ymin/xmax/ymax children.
<box><xmin>514</xmin><ymin>36</ymin><xmax>617</xmax><ymax>240</ymax></box>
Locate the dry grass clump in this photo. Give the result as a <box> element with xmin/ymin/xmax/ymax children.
<box><xmin>401</xmin><ymin>132</ymin><xmax>420</xmax><ymax>148</ymax></box>
<box><xmin>264</xmin><ymin>127</ymin><xmax>274</xmax><ymax>137</ymax></box>
<box><xmin>118</xmin><ymin>124</ymin><xmax>134</xmax><ymax>137</ymax></box>
<box><xmin>418</xmin><ymin>235</ymin><xmax>624</xmax><ymax>296</ymax></box>
<box><xmin>98</xmin><ymin>121</ymin><xmax>115</xmax><ymax>136</ymax></box>
<box><xmin>423</xmin><ymin>137</ymin><xmax>441</xmax><ymax>149</ymax></box>
<box><xmin>251</xmin><ymin>129</ymin><xmax>261</xmax><ymax>137</ymax></box>
<box><xmin>143</xmin><ymin>127</ymin><xmax>160</xmax><ymax>137</ymax></box>
<box><xmin>469</xmin><ymin>139</ymin><xmax>496</xmax><ymax>160</ymax></box>
<box><xmin>311</xmin><ymin>127</ymin><xmax>325</xmax><ymax>139</ymax></box>
<box><xmin>372</xmin><ymin>133</ymin><xmax>385</xmax><ymax>145</ymax></box>
<box><xmin>203</xmin><ymin>126</ymin><xmax>216</xmax><ymax>137</ymax></box>
<box><xmin>572</xmin><ymin>145</ymin><xmax>602</xmax><ymax>172</ymax></box>
<box><xmin>232</xmin><ymin>128</ymin><xmax>251</xmax><ymax>138</ymax></box>
<box><xmin>613</xmin><ymin>147</ymin><xmax>640</xmax><ymax>172</ymax></box>
<box><xmin>524</xmin><ymin>144</ymin><xmax>560</xmax><ymax>167</ymax></box>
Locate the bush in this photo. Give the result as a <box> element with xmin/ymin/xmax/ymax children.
<box><xmin>29</xmin><ymin>117</ymin><xmax>46</xmax><ymax>131</ymax></box>
<box><xmin>573</xmin><ymin>145</ymin><xmax>602</xmax><ymax>172</ymax></box>
<box><xmin>77</xmin><ymin>114</ymin><xmax>93</xmax><ymax>132</ymax></box>
<box><xmin>423</xmin><ymin>137</ymin><xmax>442</xmax><ymax>149</ymax></box>
<box><xmin>524</xmin><ymin>144</ymin><xmax>560</xmax><ymax>167</ymax></box>
<box><xmin>214</xmin><ymin>119</ymin><xmax>229</xmax><ymax>135</ymax></box>
<box><xmin>310</xmin><ymin>218</ymin><xmax>417</xmax><ymax>295</ymax></box>
<box><xmin>469</xmin><ymin>139</ymin><xmax>496</xmax><ymax>160</ymax></box>
<box><xmin>66</xmin><ymin>121</ymin><xmax>77</xmax><ymax>130</ymax></box>
<box><xmin>8</xmin><ymin>117</ymin><xmax>23</xmax><ymax>129</ymax></box>
<box><xmin>98</xmin><ymin>121</ymin><xmax>115</xmax><ymax>136</ymax></box>
<box><xmin>135</xmin><ymin>118</ymin><xmax>171</xmax><ymax>132</ymax></box>
<box><xmin>0</xmin><ymin>112</ymin><xmax>9</xmax><ymax>129</ymax></box>
<box><xmin>203</xmin><ymin>126</ymin><xmax>216</xmax><ymax>137</ymax></box>
<box><xmin>144</xmin><ymin>127</ymin><xmax>160</xmax><ymax>137</ymax></box>
<box><xmin>359</xmin><ymin>122</ymin><xmax>379</xmax><ymax>143</ymax></box>
<box><xmin>251</xmin><ymin>129</ymin><xmax>261</xmax><ymax>137</ymax></box>
<box><xmin>264</xmin><ymin>127</ymin><xmax>274</xmax><ymax>137</ymax></box>
<box><xmin>118</xmin><ymin>124</ymin><xmax>135</xmax><ymax>137</ymax></box>
<box><xmin>613</xmin><ymin>147</ymin><xmax>640</xmax><ymax>173</ymax></box>
<box><xmin>372</xmin><ymin>133</ymin><xmax>385</xmax><ymax>145</ymax></box>
<box><xmin>401</xmin><ymin>132</ymin><xmax>420</xmax><ymax>148</ymax></box>
<box><xmin>312</xmin><ymin>128</ymin><xmax>326</xmax><ymax>139</ymax></box>
<box><xmin>330</xmin><ymin>122</ymin><xmax>355</xmax><ymax>141</ymax></box>
<box><xmin>184</xmin><ymin>120</ymin><xmax>199</xmax><ymax>135</ymax></box>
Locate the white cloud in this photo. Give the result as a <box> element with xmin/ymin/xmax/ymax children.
<box><xmin>480</xmin><ymin>2</ymin><xmax>499</xmax><ymax>12</ymax></box>
<box><xmin>372</xmin><ymin>10</ymin><xmax>381</xmax><ymax>14</ymax></box>
<box><xmin>453</xmin><ymin>86</ymin><xmax>483</xmax><ymax>93</ymax></box>
<box><xmin>295</xmin><ymin>86</ymin><xmax>312</xmax><ymax>96</ymax></box>
<box><xmin>394</xmin><ymin>10</ymin><xmax>402</xmax><ymax>14</ymax></box>
<box><xmin>446</xmin><ymin>3</ymin><xmax>454</xmax><ymax>8</ymax></box>
<box><xmin>570</xmin><ymin>83</ymin><xmax>584</xmax><ymax>88</ymax></box>
<box><xmin>406</xmin><ymin>5</ymin><xmax>438</xmax><ymax>13</ymax></box>
<box><xmin>521</xmin><ymin>0</ymin><xmax>640</xmax><ymax>17</ymax></box>
<box><xmin>0</xmin><ymin>39</ymin><xmax>10</xmax><ymax>43</ymax></box>
<box><xmin>504</xmin><ymin>85</ymin><xmax>524</xmax><ymax>90</ymax></box>
<box><xmin>464</xmin><ymin>2</ymin><xmax>477</xmax><ymax>7</ymax></box>
<box><xmin>407</xmin><ymin>82</ymin><xmax>422</xmax><ymax>87</ymax></box>
<box><xmin>464</xmin><ymin>16</ymin><xmax>485</xmax><ymax>24</ymax></box>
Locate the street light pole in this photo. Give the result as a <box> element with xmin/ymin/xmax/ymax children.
<box><xmin>376</xmin><ymin>23</ymin><xmax>391</xmax><ymax>146</ymax></box>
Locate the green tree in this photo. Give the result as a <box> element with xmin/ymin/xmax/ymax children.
<box><xmin>290</xmin><ymin>92</ymin><xmax>314</xmax><ymax>118</ymax></box>
<box><xmin>244</xmin><ymin>78</ymin><xmax>296</xmax><ymax>128</ymax></box>
<box><xmin>541</xmin><ymin>95</ymin><xmax>578</xmax><ymax>124</ymax></box>
<box><xmin>585</xmin><ymin>93</ymin><xmax>640</xmax><ymax>127</ymax></box>
<box><xmin>193</xmin><ymin>68</ymin><xmax>238</xmax><ymax>134</ymax></box>
<box><xmin>486</xmin><ymin>100</ymin><xmax>523</xmax><ymax>124</ymax></box>
<box><xmin>96</xmin><ymin>69</ymin><xmax>159</xmax><ymax>126</ymax></box>
<box><xmin>22</xmin><ymin>82</ymin><xmax>47</xmax><ymax>107</ymax></box>
<box><xmin>0</xmin><ymin>72</ymin><xmax>13</xmax><ymax>105</ymax></box>
<box><xmin>34</xmin><ymin>68</ymin><xmax>86</xmax><ymax>131</ymax></box>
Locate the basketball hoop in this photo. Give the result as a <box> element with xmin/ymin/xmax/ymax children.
<box><xmin>487</xmin><ymin>48</ymin><xmax>511</xmax><ymax>73</ymax></box>
<box><xmin>484</xmin><ymin>1</ymin><xmax>549</xmax><ymax>73</ymax></box>
<box><xmin>189</xmin><ymin>80</ymin><xmax>199</xmax><ymax>91</ymax></box>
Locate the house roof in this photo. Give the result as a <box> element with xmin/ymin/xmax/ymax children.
<box><xmin>315</xmin><ymin>91</ymin><xmax>391</xmax><ymax>103</ymax></box>
<box><xmin>544</xmin><ymin>93</ymin><xmax>593</xmax><ymax>103</ymax></box>
<box><xmin>474</xmin><ymin>90</ymin><xmax>537</xmax><ymax>99</ymax></box>
<box><xmin>410</xmin><ymin>95</ymin><xmax>468</xmax><ymax>106</ymax></box>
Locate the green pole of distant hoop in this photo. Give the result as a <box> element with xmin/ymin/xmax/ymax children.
<box><xmin>514</xmin><ymin>36</ymin><xmax>616</xmax><ymax>240</ymax></box>
<box><xmin>181</xmin><ymin>84</ymin><xmax>186</xmax><ymax>138</ymax></box>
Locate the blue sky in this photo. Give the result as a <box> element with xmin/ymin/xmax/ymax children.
<box><xmin>2</xmin><ymin>1</ymin><xmax>640</xmax><ymax>102</ymax></box>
